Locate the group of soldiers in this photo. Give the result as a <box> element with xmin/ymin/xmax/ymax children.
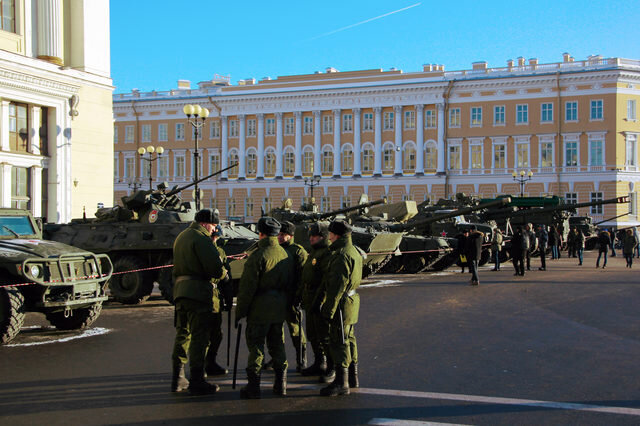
<box><xmin>170</xmin><ymin>209</ymin><xmax>361</xmax><ymax>399</ymax></box>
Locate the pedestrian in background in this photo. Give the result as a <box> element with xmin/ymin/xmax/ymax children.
<box><xmin>623</xmin><ymin>228</ymin><xmax>638</xmax><ymax>268</ymax></box>
<box><xmin>537</xmin><ymin>224</ymin><xmax>548</xmax><ymax>271</ymax></box>
<box><xmin>511</xmin><ymin>226</ymin><xmax>525</xmax><ymax>276</ymax></box>
<box><xmin>466</xmin><ymin>225</ymin><xmax>484</xmax><ymax>285</ymax></box>
<box><xmin>596</xmin><ymin>228</ymin><xmax>611</xmax><ymax>269</ymax></box>
<box><xmin>525</xmin><ymin>224</ymin><xmax>536</xmax><ymax>271</ymax></box>
<box><xmin>575</xmin><ymin>228</ymin><xmax>585</xmax><ymax>266</ymax></box>
<box><xmin>491</xmin><ymin>228</ymin><xmax>503</xmax><ymax>271</ymax></box>
<box><xmin>549</xmin><ymin>226</ymin><xmax>559</xmax><ymax>260</ymax></box>
<box><xmin>610</xmin><ymin>228</ymin><xmax>617</xmax><ymax>257</ymax></box>
<box><xmin>634</xmin><ymin>227</ymin><xmax>640</xmax><ymax>258</ymax></box>
<box><xmin>567</xmin><ymin>226</ymin><xmax>576</xmax><ymax>258</ymax></box>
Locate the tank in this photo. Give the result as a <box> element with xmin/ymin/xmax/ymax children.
<box><xmin>43</xmin><ymin>164</ymin><xmax>256</xmax><ymax>305</ymax></box>
<box><xmin>0</xmin><ymin>208</ymin><xmax>113</xmax><ymax>344</ymax></box>
<box><xmin>269</xmin><ymin>198</ymin><xmax>404</xmax><ymax>278</ymax></box>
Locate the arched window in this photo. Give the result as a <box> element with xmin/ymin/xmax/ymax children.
<box><xmin>341</xmin><ymin>144</ymin><xmax>353</xmax><ymax>173</ymax></box>
<box><xmin>264</xmin><ymin>148</ymin><xmax>276</xmax><ymax>177</ymax></box>
<box><xmin>228</xmin><ymin>150</ymin><xmax>239</xmax><ymax>178</ymax></box>
<box><xmin>284</xmin><ymin>148</ymin><xmax>295</xmax><ymax>175</ymax></box>
<box><xmin>403</xmin><ymin>143</ymin><xmax>416</xmax><ymax>173</ymax></box>
<box><xmin>382</xmin><ymin>142</ymin><xmax>394</xmax><ymax>172</ymax></box>
<box><xmin>425</xmin><ymin>142</ymin><xmax>437</xmax><ymax>172</ymax></box>
<box><xmin>361</xmin><ymin>143</ymin><xmax>374</xmax><ymax>173</ymax></box>
<box><xmin>321</xmin><ymin>145</ymin><xmax>333</xmax><ymax>175</ymax></box>
<box><xmin>303</xmin><ymin>146</ymin><xmax>314</xmax><ymax>175</ymax></box>
<box><xmin>246</xmin><ymin>148</ymin><xmax>257</xmax><ymax>178</ymax></box>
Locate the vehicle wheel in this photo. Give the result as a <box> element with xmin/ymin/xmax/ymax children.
<box><xmin>403</xmin><ymin>254</ymin><xmax>426</xmax><ymax>274</ymax></box>
<box><xmin>381</xmin><ymin>256</ymin><xmax>403</xmax><ymax>273</ymax></box>
<box><xmin>479</xmin><ymin>249</ymin><xmax>490</xmax><ymax>266</ymax></box>
<box><xmin>108</xmin><ymin>256</ymin><xmax>154</xmax><ymax>304</ymax></box>
<box><xmin>157</xmin><ymin>262</ymin><xmax>174</xmax><ymax>304</ymax></box>
<box><xmin>0</xmin><ymin>287</ymin><xmax>25</xmax><ymax>344</ymax></box>
<box><xmin>45</xmin><ymin>302</ymin><xmax>102</xmax><ymax>330</ymax></box>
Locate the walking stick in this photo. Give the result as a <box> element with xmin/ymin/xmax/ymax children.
<box><xmin>232</xmin><ymin>321</ymin><xmax>242</xmax><ymax>389</ymax></box>
<box><xmin>226</xmin><ymin>309</ymin><xmax>231</xmax><ymax>366</ymax></box>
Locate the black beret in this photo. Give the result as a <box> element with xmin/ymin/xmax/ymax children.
<box><xmin>308</xmin><ymin>223</ymin><xmax>329</xmax><ymax>239</ymax></box>
<box><xmin>194</xmin><ymin>208</ymin><xmax>219</xmax><ymax>224</ymax></box>
<box><xmin>328</xmin><ymin>220</ymin><xmax>352</xmax><ymax>236</ymax></box>
<box><xmin>280</xmin><ymin>221</ymin><xmax>296</xmax><ymax>236</ymax></box>
<box><xmin>257</xmin><ymin>216</ymin><xmax>281</xmax><ymax>236</ymax></box>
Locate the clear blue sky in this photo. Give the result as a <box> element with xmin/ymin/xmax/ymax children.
<box><xmin>110</xmin><ymin>0</ymin><xmax>640</xmax><ymax>94</ymax></box>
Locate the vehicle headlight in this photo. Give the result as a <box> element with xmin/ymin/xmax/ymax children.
<box><xmin>29</xmin><ymin>265</ymin><xmax>40</xmax><ymax>278</ymax></box>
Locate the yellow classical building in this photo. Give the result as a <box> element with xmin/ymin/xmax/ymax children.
<box><xmin>114</xmin><ymin>54</ymin><xmax>640</xmax><ymax>227</ymax></box>
<box><xmin>0</xmin><ymin>0</ymin><xmax>113</xmax><ymax>222</ymax></box>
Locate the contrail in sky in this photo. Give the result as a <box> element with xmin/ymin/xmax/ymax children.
<box><xmin>305</xmin><ymin>2</ymin><xmax>421</xmax><ymax>41</ymax></box>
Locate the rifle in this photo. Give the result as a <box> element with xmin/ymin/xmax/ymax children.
<box><xmin>227</xmin><ymin>309</ymin><xmax>231</xmax><ymax>366</ymax></box>
<box><xmin>232</xmin><ymin>321</ymin><xmax>242</xmax><ymax>389</ymax></box>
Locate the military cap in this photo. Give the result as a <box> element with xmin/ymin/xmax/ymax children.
<box><xmin>257</xmin><ymin>216</ymin><xmax>281</xmax><ymax>236</ymax></box>
<box><xmin>328</xmin><ymin>220</ymin><xmax>352</xmax><ymax>236</ymax></box>
<box><xmin>308</xmin><ymin>222</ymin><xmax>329</xmax><ymax>239</ymax></box>
<box><xmin>280</xmin><ymin>221</ymin><xmax>296</xmax><ymax>236</ymax></box>
<box><xmin>194</xmin><ymin>208</ymin><xmax>219</xmax><ymax>224</ymax></box>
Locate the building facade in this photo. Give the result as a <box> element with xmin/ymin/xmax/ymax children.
<box><xmin>0</xmin><ymin>0</ymin><xmax>113</xmax><ymax>223</ymax></box>
<box><xmin>114</xmin><ymin>54</ymin><xmax>640</xmax><ymax>227</ymax></box>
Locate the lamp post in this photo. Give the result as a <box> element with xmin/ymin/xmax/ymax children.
<box><xmin>304</xmin><ymin>175</ymin><xmax>321</xmax><ymax>202</ymax></box>
<box><xmin>126</xmin><ymin>177</ymin><xmax>142</xmax><ymax>192</ymax></box>
<box><xmin>183</xmin><ymin>104</ymin><xmax>210</xmax><ymax>209</ymax></box>
<box><xmin>512</xmin><ymin>170</ymin><xmax>533</xmax><ymax>197</ymax></box>
<box><xmin>137</xmin><ymin>145</ymin><xmax>165</xmax><ymax>190</ymax></box>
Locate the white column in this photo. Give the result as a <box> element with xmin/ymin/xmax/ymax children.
<box><xmin>294</xmin><ymin>111</ymin><xmax>302</xmax><ymax>178</ymax></box>
<box><xmin>221</xmin><ymin>116</ymin><xmax>229</xmax><ymax>179</ymax></box>
<box><xmin>30</xmin><ymin>107</ymin><xmax>42</xmax><ymax>155</ymax></box>
<box><xmin>275</xmin><ymin>112</ymin><xmax>283</xmax><ymax>178</ymax></box>
<box><xmin>415</xmin><ymin>104</ymin><xmax>424</xmax><ymax>175</ymax></box>
<box><xmin>31</xmin><ymin>166</ymin><xmax>42</xmax><ymax>217</ymax></box>
<box><xmin>437</xmin><ymin>103</ymin><xmax>445</xmax><ymax>173</ymax></box>
<box><xmin>0</xmin><ymin>100</ymin><xmax>10</xmax><ymax>151</ymax></box>
<box><xmin>333</xmin><ymin>109</ymin><xmax>341</xmax><ymax>177</ymax></box>
<box><xmin>313</xmin><ymin>110</ymin><xmax>321</xmax><ymax>176</ymax></box>
<box><xmin>238</xmin><ymin>114</ymin><xmax>246</xmax><ymax>179</ymax></box>
<box><xmin>257</xmin><ymin>113</ymin><xmax>264</xmax><ymax>179</ymax></box>
<box><xmin>353</xmin><ymin>108</ymin><xmax>361</xmax><ymax>177</ymax></box>
<box><xmin>394</xmin><ymin>105</ymin><xmax>403</xmax><ymax>175</ymax></box>
<box><xmin>37</xmin><ymin>0</ymin><xmax>63</xmax><ymax>66</ymax></box>
<box><xmin>0</xmin><ymin>164</ymin><xmax>11</xmax><ymax>207</ymax></box>
<box><xmin>374</xmin><ymin>107</ymin><xmax>382</xmax><ymax>176</ymax></box>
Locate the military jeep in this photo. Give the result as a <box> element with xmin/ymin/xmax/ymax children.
<box><xmin>0</xmin><ymin>208</ymin><xmax>113</xmax><ymax>344</ymax></box>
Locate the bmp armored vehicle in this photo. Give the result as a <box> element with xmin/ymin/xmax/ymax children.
<box><xmin>0</xmin><ymin>208</ymin><xmax>112</xmax><ymax>344</ymax></box>
<box><xmin>44</xmin><ymin>164</ymin><xmax>255</xmax><ymax>305</ymax></box>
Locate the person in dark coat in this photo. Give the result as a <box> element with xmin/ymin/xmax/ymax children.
<box><xmin>548</xmin><ymin>226</ymin><xmax>559</xmax><ymax>259</ymax></box>
<box><xmin>456</xmin><ymin>229</ymin><xmax>469</xmax><ymax>273</ymax></box>
<box><xmin>525</xmin><ymin>224</ymin><xmax>536</xmax><ymax>271</ymax></box>
<box><xmin>465</xmin><ymin>225</ymin><xmax>484</xmax><ymax>286</ymax></box>
<box><xmin>596</xmin><ymin>229</ymin><xmax>611</xmax><ymax>268</ymax></box>
<box><xmin>575</xmin><ymin>228</ymin><xmax>585</xmax><ymax>266</ymax></box>
<box><xmin>623</xmin><ymin>228</ymin><xmax>638</xmax><ymax>268</ymax></box>
<box><xmin>511</xmin><ymin>227</ymin><xmax>526</xmax><ymax>276</ymax></box>
<box><xmin>536</xmin><ymin>224</ymin><xmax>548</xmax><ymax>270</ymax></box>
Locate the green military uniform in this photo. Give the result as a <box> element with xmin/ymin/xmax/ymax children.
<box><xmin>205</xmin><ymin>241</ymin><xmax>232</xmax><ymax>374</ymax></box>
<box><xmin>281</xmin><ymin>237</ymin><xmax>308</xmax><ymax>369</ymax></box>
<box><xmin>171</xmin><ymin>221</ymin><xmax>225</xmax><ymax>392</ymax></box>
<box><xmin>236</xmin><ymin>236</ymin><xmax>291</xmax><ymax>376</ymax></box>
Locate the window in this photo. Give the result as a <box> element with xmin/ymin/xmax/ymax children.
<box><xmin>229</xmin><ymin>120</ymin><xmax>238</xmax><ymax>137</ymax></box>
<box><xmin>175</xmin><ymin>123</ymin><xmax>184</xmax><ymax>141</ymax></box>
<box><xmin>383</xmin><ymin>112</ymin><xmax>394</xmax><ymax>130</ymax></box>
<box><xmin>209</xmin><ymin>153</ymin><xmax>220</xmax><ymax>174</ymax></box>
<box><xmin>590</xmin><ymin>100</ymin><xmax>603</xmax><ymax>120</ymax></box>
<box><xmin>565</xmin><ymin>141</ymin><xmax>578</xmax><ymax>166</ymax></box>
<box><xmin>494</xmin><ymin>105</ymin><xmax>505</xmax><ymax>125</ymax></box>
<box><xmin>11</xmin><ymin>166</ymin><xmax>29</xmax><ymax>209</ymax></box>
<box><xmin>363</xmin><ymin>113</ymin><xmax>374</xmax><ymax>131</ymax></box>
<box><xmin>303</xmin><ymin>149</ymin><xmax>313</xmax><ymax>174</ymax></box>
<box><xmin>362</xmin><ymin>145</ymin><xmax>374</xmax><ymax>172</ymax></box>
<box><xmin>516</xmin><ymin>104</ymin><xmax>528</xmax><ymax>124</ymax></box>
<box><xmin>341</xmin><ymin>145</ymin><xmax>353</xmax><ymax>173</ymax></box>
<box><xmin>265</xmin><ymin>118</ymin><xmax>275</xmax><ymax>136</ymax></box>
<box><xmin>246</xmin><ymin>151</ymin><xmax>257</xmax><ymax>177</ymax></box>
<box><xmin>471</xmin><ymin>107</ymin><xmax>482</xmax><ymax>127</ymax></box>
<box><xmin>626</xmin><ymin>134</ymin><xmax>637</xmax><ymax>167</ymax></box>
<box><xmin>114</xmin><ymin>126</ymin><xmax>118</xmax><ymax>143</ymax></box>
<box><xmin>322</xmin><ymin>115</ymin><xmax>332</xmax><ymax>134</ymax></box>
<box><xmin>124</xmin><ymin>156</ymin><xmax>135</xmax><ymax>178</ymax></box>
<box><xmin>285</xmin><ymin>117</ymin><xmax>294</xmax><ymax>135</ymax></box>
<box><xmin>493</xmin><ymin>145</ymin><xmax>506</xmax><ymax>169</ymax></box>
<box><xmin>284</xmin><ymin>149</ymin><xmax>294</xmax><ymax>174</ymax></box>
<box><xmin>589</xmin><ymin>139</ymin><xmax>603</xmax><ymax>166</ymax></box>
<box><xmin>320</xmin><ymin>196</ymin><xmax>331</xmax><ymax>213</ymax></box>
<box><xmin>628</xmin><ymin>100</ymin><xmax>637</xmax><ymax>121</ymax></box>
<box><xmin>516</xmin><ymin>144</ymin><xmax>529</xmax><ymax>168</ymax></box>
<box><xmin>382</xmin><ymin>144</ymin><xmax>394</xmax><ymax>172</ymax></box>
<box><xmin>404</xmin><ymin>111</ymin><xmax>416</xmax><ymax>129</ymax></box>
<box><xmin>228</xmin><ymin>152</ymin><xmax>238</xmax><ymax>178</ymax></box>
<box><xmin>175</xmin><ymin>155</ymin><xmax>185</xmax><ymax>178</ymax></box>
<box><xmin>140</xmin><ymin>157</ymin><xmax>150</xmax><ymax>179</ymax></box>
<box><xmin>590</xmin><ymin>192</ymin><xmax>603</xmax><ymax>214</ymax></box>
<box><xmin>449</xmin><ymin>108</ymin><xmax>461</xmax><ymax>127</ymax></box>
<box><xmin>565</xmin><ymin>101</ymin><xmax>578</xmax><ymax>122</ymax></box>
<box><xmin>141</xmin><ymin>125</ymin><xmax>151</xmax><ymax>142</ymax></box>
<box><xmin>227</xmin><ymin>198</ymin><xmax>237</xmax><ymax>218</ymax></box>
<box><xmin>9</xmin><ymin>103</ymin><xmax>28</xmax><ymax>152</ymax></box>
<box><xmin>541</xmin><ymin>103</ymin><xmax>553</xmax><ymax>123</ymax></box>
<box><xmin>403</xmin><ymin>145</ymin><xmax>416</xmax><ymax>172</ymax></box>
<box><xmin>159</xmin><ymin>123</ymin><xmax>168</xmax><ymax>141</ymax></box>
<box><xmin>341</xmin><ymin>196</ymin><xmax>352</xmax><ymax>209</ymax></box>
<box><xmin>342</xmin><ymin>114</ymin><xmax>353</xmax><ymax>132</ymax></box>
<box><xmin>448</xmin><ymin>145</ymin><xmax>461</xmax><ymax>169</ymax></box>
<box><xmin>263</xmin><ymin>198</ymin><xmax>273</xmax><ymax>215</ymax></box>
<box><xmin>245</xmin><ymin>198</ymin><xmax>254</xmax><ymax>218</ymax></box>
<box><xmin>247</xmin><ymin>119</ymin><xmax>256</xmax><ymax>137</ymax></box>
<box><xmin>303</xmin><ymin>117</ymin><xmax>313</xmax><ymax>134</ymax></box>
<box><xmin>0</xmin><ymin>0</ymin><xmax>16</xmax><ymax>33</ymax></box>
<box><xmin>209</xmin><ymin>121</ymin><xmax>220</xmax><ymax>138</ymax></box>
<box><xmin>125</xmin><ymin>125</ymin><xmax>135</xmax><ymax>143</ymax></box>
<box><xmin>425</xmin><ymin>143</ymin><xmax>437</xmax><ymax>170</ymax></box>
<box><xmin>471</xmin><ymin>145</ymin><xmax>482</xmax><ymax>169</ymax></box>
<box><xmin>629</xmin><ymin>192</ymin><xmax>637</xmax><ymax>216</ymax></box>
<box><xmin>565</xmin><ymin>193</ymin><xmax>577</xmax><ymax>204</ymax></box>
<box><xmin>425</xmin><ymin>110</ymin><xmax>436</xmax><ymax>129</ymax></box>
<box><xmin>540</xmin><ymin>142</ymin><xmax>553</xmax><ymax>167</ymax></box>
<box><xmin>321</xmin><ymin>147</ymin><xmax>333</xmax><ymax>174</ymax></box>
<box><xmin>265</xmin><ymin>149</ymin><xmax>276</xmax><ymax>175</ymax></box>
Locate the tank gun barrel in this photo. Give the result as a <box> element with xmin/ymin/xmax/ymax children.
<box><xmin>393</xmin><ymin>197</ymin><xmax>511</xmax><ymax>232</ymax></box>
<box><xmin>166</xmin><ymin>163</ymin><xmax>238</xmax><ymax>197</ymax></box>
<box><xmin>315</xmin><ymin>198</ymin><xmax>387</xmax><ymax>220</ymax></box>
<box><xmin>505</xmin><ymin>196</ymin><xmax>628</xmax><ymax>220</ymax></box>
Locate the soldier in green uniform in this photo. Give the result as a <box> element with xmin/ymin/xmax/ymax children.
<box><xmin>235</xmin><ymin>217</ymin><xmax>292</xmax><ymax>399</ymax></box>
<box><xmin>171</xmin><ymin>209</ymin><xmax>227</xmax><ymax>395</ymax></box>
<box><xmin>278</xmin><ymin>221</ymin><xmax>308</xmax><ymax>371</ymax></box>
<box><xmin>320</xmin><ymin>220</ymin><xmax>362</xmax><ymax>397</ymax></box>
<box><xmin>205</xmin><ymin>224</ymin><xmax>233</xmax><ymax>376</ymax></box>
<box><xmin>301</xmin><ymin>223</ymin><xmax>332</xmax><ymax>378</ymax></box>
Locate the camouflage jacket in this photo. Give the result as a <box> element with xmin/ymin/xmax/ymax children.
<box><xmin>280</xmin><ymin>238</ymin><xmax>308</xmax><ymax>305</ymax></box>
<box><xmin>321</xmin><ymin>235</ymin><xmax>362</xmax><ymax>325</ymax></box>
<box><xmin>301</xmin><ymin>239</ymin><xmax>331</xmax><ymax>311</ymax></box>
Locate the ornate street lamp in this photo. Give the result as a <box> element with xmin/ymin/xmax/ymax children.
<box><xmin>183</xmin><ymin>104</ymin><xmax>209</xmax><ymax>209</ymax></box>
<box><xmin>137</xmin><ymin>145</ymin><xmax>164</xmax><ymax>190</ymax></box>
<box><xmin>304</xmin><ymin>175</ymin><xmax>321</xmax><ymax>201</ymax></box>
<box><xmin>512</xmin><ymin>170</ymin><xmax>533</xmax><ymax>197</ymax></box>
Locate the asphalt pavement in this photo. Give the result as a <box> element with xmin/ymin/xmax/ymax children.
<box><xmin>1</xmin><ymin>250</ymin><xmax>640</xmax><ymax>426</ymax></box>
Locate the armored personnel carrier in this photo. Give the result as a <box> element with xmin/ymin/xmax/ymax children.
<box><xmin>0</xmin><ymin>208</ymin><xmax>112</xmax><ymax>344</ymax></box>
<box><xmin>44</xmin><ymin>164</ymin><xmax>256</xmax><ymax>305</ymax></box>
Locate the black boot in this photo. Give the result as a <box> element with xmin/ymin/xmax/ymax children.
<box><xmin>205</xmin><ymin>359</ymin><xmax>228</xmax><ymax>376</ymax></box>
<box><xmin>320</xmin><ymin>367</ymin><xmax>350</xmax><ymax>396</ymax></box>
<box><xmin>296</xmin><ymin>343</ymin><xmax>307</xmax><ymax>372</ymax></box>
<box><xmin>240</xmin><ymin>370</ymin><xmax>261</xmax><ymax>399</ymax></box>
<box><xmin>273</xmin><ymin>368</ymin><xmax>287</xmax><ymax>396</ymax></box>
<box><xmin>188</xmin><ymin>367</ymin><xmax>219</xmax><ymax>395</ymax></box>
<box><xmin>302</xmin><ymin>353</ymin><xmax>327</xmax><ymax>376</ymax></box>
<box><xmin>348</xmin><ymin>362</ymin><xmax>359</xmax><ymax>388</ymax></box>
<box><xmin>319</xmin><ymin>357</ymin><xmax>336</xmax><ymax>383</ymax></box>
<box><xmin>171</xmin><ymin>364</ymin><xmax>189</xmax><ymax>392</ymax></box>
